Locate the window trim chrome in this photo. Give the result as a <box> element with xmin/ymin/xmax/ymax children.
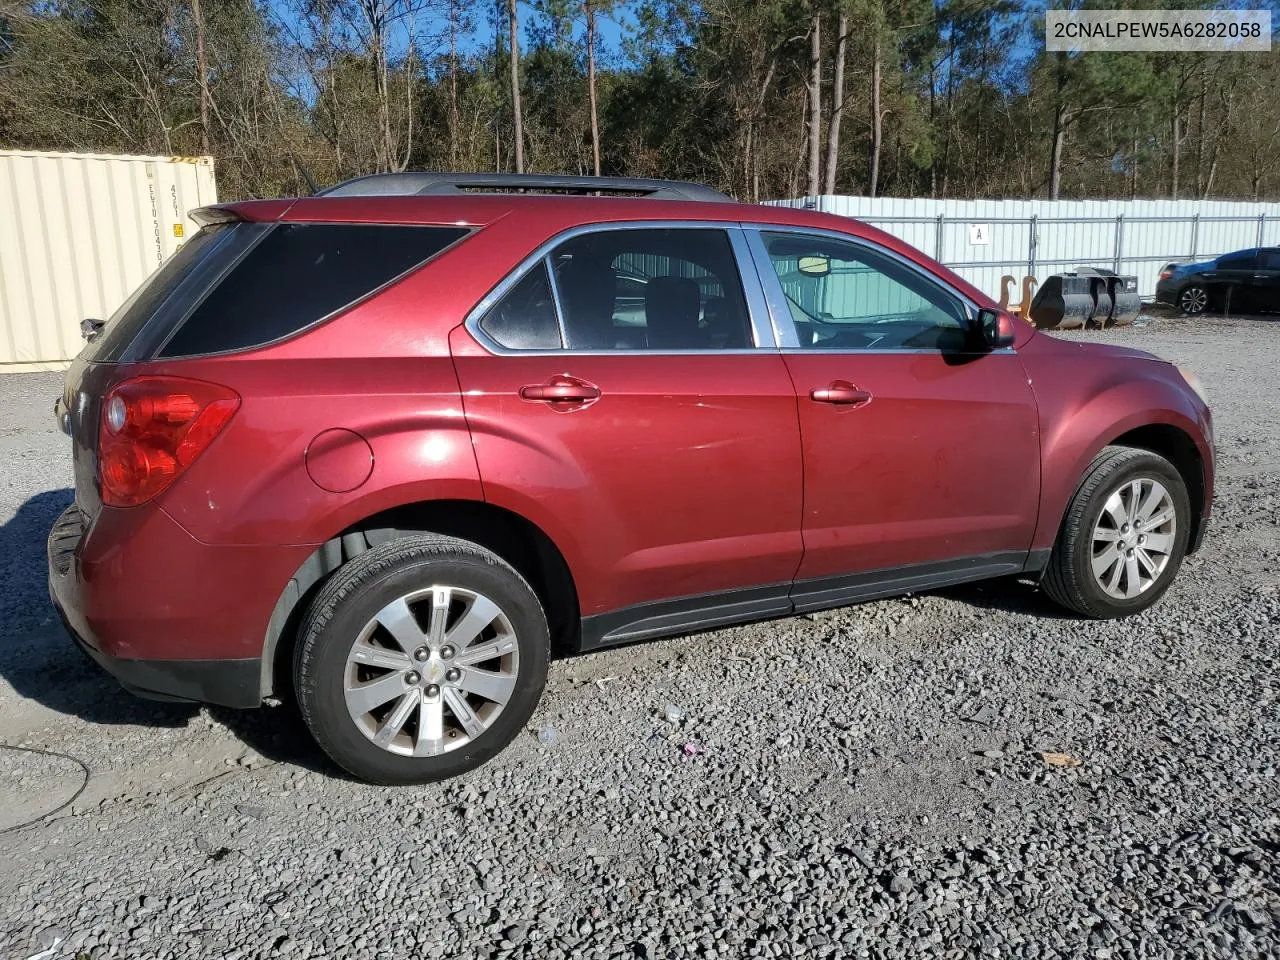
<box><xmin>465</xmin><ymin>220</ymin><xmax>780</xmax><ymax>356</ymax></box>
<box><xmin>742</xmin><ymin>223</ymin><xmax>1015</xmax><ymax>357</ymax></box>
<box><xmin>540</xmin><ymin>255</ymin><xmax>570</xmax><ymax>348</ymax></box>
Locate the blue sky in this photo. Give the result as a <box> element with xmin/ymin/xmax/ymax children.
<box><xmin>266</xmin><ymin>0</ymin><xmax>639</xmax><ymax>67</ymax></box>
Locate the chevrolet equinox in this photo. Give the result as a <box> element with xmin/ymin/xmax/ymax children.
<box><xmin>48</xmin><ymin>174</ymin><xmax>1214</xmax><ymax>784</ymax></box>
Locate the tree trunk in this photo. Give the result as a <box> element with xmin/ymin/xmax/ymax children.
<box><xmin>1195</xmin><ymin>72</ymin><xmax>1207</xmax><ymax>197</ymax></box>
<box><xmin>822</xmin><ymin>13</ymin><xmax>847</xmax><ymax>196</ymax></box>
<box><xmin>399</xmin><ymin>12</ymin><xmax>416</xmax><ymax>172</ymax></box>
<box><xmin>449</xmin><ymin>0</ymin><xmax>459</xmax><ymax>167</ymax></box>
<box><xmin>806</xmin><ymin>13</ymin><xmax>821</xmax><ymax>197</ymax></box>
<box><xmin>1202</xmin><ymin>154</ymin><xmax>1218</xmax><ymax>199</ymax></box>
<box><xmin>586</xmin><ymin>2</ymin><xmax>600</xmax><ymax>176</ymax></box>
<box><xmin>1048</xmin><ymin>101</ymin><xmax>1065</xmax><ymax>199</ymax></box>
<box><xmin>1047</xmin><ymin>52</ymin><xmax>1068</xmax><ymax>200</ymax></box>
<box><xmin>359</xmin><ymin>0</ymin><xmax>394</xmax><ymax>172</ymax></box>
<box><xmin>508</xmin><ymin>0</ymin><xmax>524</xmax><ymax>173</ymax></box>
<box><xmin>927</xmin><ymin>57</ymin><xmax>937</xmax><ymax>198</ymax></box>
<box><xmin>938</xmin><ymin>29</ymin><xmax>957</xmax><ymax>198</ymax></box>
<box><xmin>1130</xmin><ymin>132</ymin><xmax>1138</xmax><ymax>199</ymax></box>
<box><xmin>1171</xmin><ymin>110</ymin><xmax>1181</xmax><ymax>198</ymax></box>
<box><xmin>191</xmin><ymin>0</ymin><xmax>211</xmax><ymax>155</ymax></box>
<box><xmin>790</xmin><ymin>88</ymin><xmax>807</xmax><ymax>199</ymax></box>
<box><xmin>747</xmin><ymin>59</ymin><xmax>777</xmax><ymax>201</ymax></box>
<box><xmin>868</xmin><ymin>37</ymin><xmax>882</xmax><ymax>199</ymax></box>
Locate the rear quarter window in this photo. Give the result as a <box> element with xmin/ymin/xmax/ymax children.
<box><xmin>158</xmin><ymin>224</ymin><xmax>468</xmax><ymax>357</ymax></box>
<box><xmin>84</xmin><ymin>223</ymin><xmax>242</xmax><ymax>362</ymax></box>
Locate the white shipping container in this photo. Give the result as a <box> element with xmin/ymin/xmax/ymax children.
<box><xmin>0</xmin><ymin>150</ymin><xmax>218</xmax><ymax>372</ymax></box>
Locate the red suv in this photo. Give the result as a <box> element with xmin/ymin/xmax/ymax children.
<box><xmin>48</xmin><ymin>174</ymin><xmax>1214</xmax><ymax>784</ymax></box>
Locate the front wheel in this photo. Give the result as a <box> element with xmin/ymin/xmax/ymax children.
<box><xmin>1042</xmin><ymin>446</ymin><xmax>1191</xmax><ymax>619</ymax></box>
<box><xmin>294</xmin><ymin>534</ymin><xmax>549</xmax><ymax>784</ymax></box>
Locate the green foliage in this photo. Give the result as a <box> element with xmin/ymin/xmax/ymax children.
<box><xmin>0</xmin><ymin>0</ymin><xmax>1277</xmax><ymax>200</ymax></box>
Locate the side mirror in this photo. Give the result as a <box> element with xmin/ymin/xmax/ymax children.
<box><xmin>977</xmin><ymin>308</ymin><xmax>1016</xmax><ymax>349</ymax></box>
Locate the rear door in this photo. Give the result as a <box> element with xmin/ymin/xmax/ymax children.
<box><xmin>746</xmin><ymin>228</ymin><xmax>1041</xmax><ymax>606</ymax></box>
<box><xmin>1210</xmin><ymin>250</ymin><xmax>1261</xmax><ymax>311</ymax></box>
<box><xmin>450</xmin><ymin>225</ymin><xmax>804</xmax><ymax>645</ymax></box>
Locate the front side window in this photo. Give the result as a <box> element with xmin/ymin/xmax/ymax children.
<box><xmin>761</xmin><ymin>232</ymin><xmax>972</xmax><ymax>352</ymax></box>
<box><xmin>550</xmin><ymin>228</ymin><xmax>753</xmax><ymax>351</ymax></box>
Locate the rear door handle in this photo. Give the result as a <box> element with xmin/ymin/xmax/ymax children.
<box><xmin>811</xmin><ymin>381</ymin><xmax>872</xmax><ymax>406</ymax></box>
<box><xmin>519</xmin><ymin>376</ymin><xmax>601</xmax><ymax>404</ymax></box>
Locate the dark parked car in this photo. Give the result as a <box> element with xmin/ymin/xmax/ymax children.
<box><xmin>49</xmin><ymin>174</ymin><xmax>1214</xmax><ymax>784</ymax></box>
<box><xmin>1155</xmin><ymin>246</ymin><xmax>1280</xmax><ymax>315</ymax></box>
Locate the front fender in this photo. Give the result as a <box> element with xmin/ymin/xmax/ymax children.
<box><xmin>1022</xmin><ymin>342</ymin><xmax>1213</xmax><ymax>552</ymax></box>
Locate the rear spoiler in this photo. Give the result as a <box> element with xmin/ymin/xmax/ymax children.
<box><xmin>189</xmin><ymin>199</ymin><xmax>299</xmax><ymax>225</ymax></box>
<box><xmin>190</xmin><ymin>205</ymin><xmax>243</xmax><ymax>226</ymax></box>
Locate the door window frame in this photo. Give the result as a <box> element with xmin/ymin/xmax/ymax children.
<box><xmin>464</xmin><ymin>221</ymin><xmax>778</xmax><ymax>355</ymax></box>
<box><xmin>741</xmin><ymin>225</ymin><xmax>1009</xmax><ymax>355</ymax></box>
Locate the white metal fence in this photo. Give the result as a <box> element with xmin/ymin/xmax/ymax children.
<box><xmin>767</xmin><ymin>196</ymin><xmax>1280</xmax><ymax>304</ymax></box>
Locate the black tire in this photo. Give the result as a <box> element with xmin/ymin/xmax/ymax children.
<box><xmin>294</xmin><ymin>534</ymin><xmax>549</xmax><ymax>785</ymax></box>
<box><xmin>1177</xmin><ymin>284</ymin><xmax>1210</xmax><ymax>315</ymax></box>
<box><xmin>1042</xmin><ymin>446</ymin><xmax>1191</xmax><ymax>619</ymax></box>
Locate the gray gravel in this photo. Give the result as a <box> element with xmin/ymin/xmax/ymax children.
<box><xmin>1</xmin><ymin>313</ymin><xmax>1278</xmax><ymax>959</ymax></box>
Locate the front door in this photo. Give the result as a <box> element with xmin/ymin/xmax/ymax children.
<box><xmin>748</xmin><ymin>228</ymin><xmax>1042</xmax><ymax>606</ymax></box>
<box><xmin>1250</xmin><ymin>249</ymin><xmax>1280</xmax><ymax>312</ymax></box>
<box><xmin>451</xmin><ymin>225</ymin><xmax>804</xmax><ymax>642</ymax></box>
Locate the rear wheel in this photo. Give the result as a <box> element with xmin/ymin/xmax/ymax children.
<box><xmin>1178</xmin><ymin>284</ymin><xmax>1209</xmax><ymax>315</ymax></box>
<box><xmin>294</xmin><ymin>534</ymin><xmax>549</xmax><ymax>784</ymax></box>
<box><xmin>1042</xmin><ymin>446</ymin><xmax>1191</xmax><ymax>619</ymax></box>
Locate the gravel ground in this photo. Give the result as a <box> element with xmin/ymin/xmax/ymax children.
<box><xmin>1</xmin><ymin>314</ymin><xmax>1277</xmax><ymax>960</ymax></box>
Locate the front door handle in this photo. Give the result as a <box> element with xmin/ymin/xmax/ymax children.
<box><xmin>811</xmin><ymin>381</ymin><xmax>872</xmax><ymax>406</ymax></box>
<box><xmin>519</xmin><ymin>376</ymin><xmax>601</xmax><ymax>404</ymax></box>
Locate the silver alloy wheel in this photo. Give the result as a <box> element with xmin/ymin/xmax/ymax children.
<box><xmin>343</xmin><ymin>585</ymin><xmax>519</xmax><ymax>757</ymax></box>
<box><xmin>1179</xmin><ymin>286</ymin><xmax>1208</xmax><ymax>314</ymax></box>
<box><xmin>1090</xmin><ymin>478</ymin><xmax>1177</xmax><ymax>600</ymax></box>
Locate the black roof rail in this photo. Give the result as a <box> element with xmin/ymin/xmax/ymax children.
<box><xmin>318</xmin><ymin>172</ymin><xmax>731</xmax><ymax>202</ymax></box>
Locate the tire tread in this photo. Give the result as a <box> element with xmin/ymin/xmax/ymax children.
<box><xmin>1042</xmin><ymin>445</ymin><xmax>1186</xmax><ymax>618</ymax></box>
<box><xmin>294</xmin><ymin>533</ymin><xmax>547</xmax><ymax>784</ymax></box>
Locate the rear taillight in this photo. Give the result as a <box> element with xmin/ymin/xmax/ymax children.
<box><xmin>1159</xmin><ymin>270</ymin><xmax>1173</xmax><ymax>280</ymax></box>
<box><xmin>98</xmin><ymin>376</ymin><xmax>239</xmax><ymax>507</ymax></box>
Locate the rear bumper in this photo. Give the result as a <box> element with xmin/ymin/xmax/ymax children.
<box><xmin>54</xmin><ymin>600</ymin><xmax>260</xmax><ymax>706</ymax></box>
<box><xmin>1154</xmin><ymin>279</ymin><xmax>1178</xmax><ymax>305</ymax></box>
<box><xmin>46</xmin><ymin>503</ymin><xmax>305</xmax><ymax>709</ymax></box>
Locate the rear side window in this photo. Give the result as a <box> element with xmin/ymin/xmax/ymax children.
<box><xmin>85</xmin><ymin>223</ymin><xmax>243</xmax><ymax>362</ymax></box>
<box><xmin>1218</xmin><ymin>251</ymin><xmax>1258</xmax><ymax>269</ymax></box>
<box><xmin>551</xmin><ymin>228</ymin><xmax>753</xmax><ymax>350</ymax></box>
<box><xmin>159</xmin><ymin>224</ymin><xmax>467</xmax><ymax>357</ymax></box>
